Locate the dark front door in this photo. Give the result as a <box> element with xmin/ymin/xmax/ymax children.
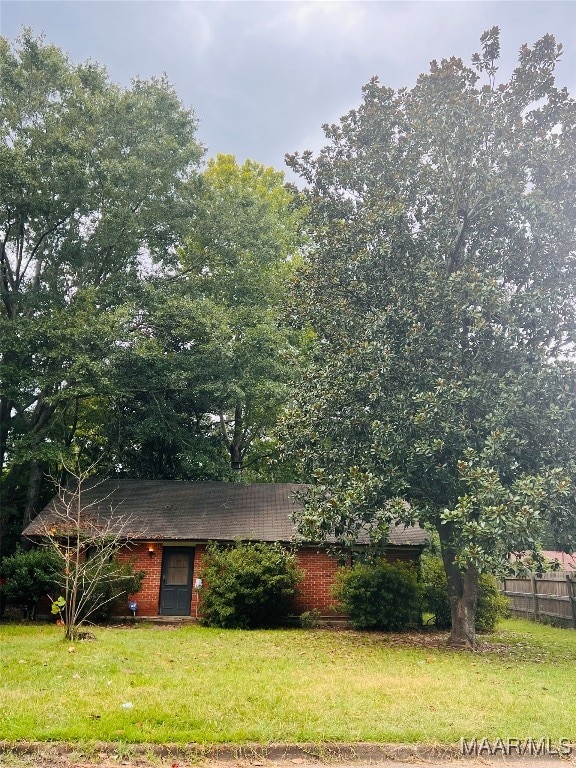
<box><xmin>159</xmin><ymin>548</ymin><xmax>194</xmax><ymax>616</ymax></box>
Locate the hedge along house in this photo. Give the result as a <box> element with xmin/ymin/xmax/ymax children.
<box><xmin>23</xmin><ymin>480</ymin><xmax>428</xmax><ymax>619</ymax></box>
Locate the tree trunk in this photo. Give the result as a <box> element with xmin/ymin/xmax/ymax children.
<box><xmin>219</xmin><ymin>403</ymin><xmax>245</xmax><ymax>472</ymax></box>
<box><xmin>439</xmin><ymin>526</ymin><xmax>479</xmax><ymax>650</ymax></box>
<box><xmin>230</xmin><ymin>441</ymin><xmax>243</xmax><ymax>472</ymax></box>
<box><xmin>0</xmin><ymin>395</ymin><xmax>13</xmax><ymax>472</ymax></box>
<box><xmin>229</xmin><ymin>402</ymin><xmax>244</xmax><ymax>472</ymax></box>
<box><xmin>446</xmin><ymin>562</ymin><xmax>478</xmax><ymax>649</ymax></box>
<box><xmin>22</xmin><ymin>459</ymin><xmax>44</xmax><ymax>531</ymax></box>
<box><xmin>0</xmin><ymin>463</ymin><xmax>20</xmax><ymax>557</ymax></box>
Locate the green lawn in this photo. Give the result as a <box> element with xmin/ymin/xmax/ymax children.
<box><xmin>1</xmin><ymin>618</ymin><xmax>576</xmax><ymax>745</ymax></box>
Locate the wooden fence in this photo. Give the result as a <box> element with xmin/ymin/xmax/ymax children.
<box><xmin>501</xmin><ymin>571</ymin><xmax>576</xmax><ymax>627</ymax></box>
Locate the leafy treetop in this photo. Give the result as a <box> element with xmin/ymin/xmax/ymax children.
<box><xmin>282</xmin><ymin>28</ymin><xmax>576</xmax><ymax>647</ymax></box>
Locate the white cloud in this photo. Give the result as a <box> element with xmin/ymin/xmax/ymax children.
<box><xmin>167</xmin><ymin>2</ymin><xmax>214</xmax><ymax>60</ymax></box>
<box><xmin>289</xmin><ymin>2</ymin><xmax>367</xmax><ymax>36</ymax></box>
<box><xmin>249</xmin><ymin>0</ymin><xmax>480</xmax><ymax>68</ymax></box>
<box><xmin>251</xmin><ymin>2</ymin><xmax>367</xmax><ymax>52</ymax></box>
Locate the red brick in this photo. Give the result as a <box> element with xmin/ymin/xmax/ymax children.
<box><xmin>113</xmin><ymin>542</ymin><xmax>420</xmax><ymax>618</ymax></box>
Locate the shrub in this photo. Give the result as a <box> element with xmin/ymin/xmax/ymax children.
<box><xmin>0</xmin><ymin>547</ymin><xmax>61</xmax><ymax>619</ymax></box>
<box><xmin>475</xmin><ymin>573</ymin><xmax>510</xmax><ymax>632</ymax></box>
<box><xmin>334</xmin><ymin>560</ymin><xmax>422</xmax><ymax>631</ymax></box>
<box><xmin>421</xmin><ymin>555</ymin><xmax>509</xmax><ymax>632</ymax></box>
<box><xmin>300</xmin><ymin>609</ymin><xmax>322</xmax><ymax>628</ymax></box>
<box><xmin>198</xmin><ymin>541</ymin><xmax>302</xmax><ymax>629</ymax></box>
<box><xmin>421</xmin><ymin>556</ymin><xmax>452</xmax><ymax>629</ymax></box>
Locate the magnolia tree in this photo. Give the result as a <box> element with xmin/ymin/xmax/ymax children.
<box><xmin>282</xmin><ymin>29</ymin><xmax>576</xmax><ymax>648</ymax></box>
<box><xmin>37</xmin><ymin>460</ymin><xmax>143</xmax><ymax>640</ymax></box>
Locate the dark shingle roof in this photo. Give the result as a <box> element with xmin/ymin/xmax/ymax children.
<box><xmin>23</xmin><ymin>480</ymin><xmax>428</xmax><ymax>547</ymax></box>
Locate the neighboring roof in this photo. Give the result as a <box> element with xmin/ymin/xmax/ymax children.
<box><xmin>509</xmin><ymin>550</ymin><xmax>576</xmax><ymax>571</ymax></box>
<box><xmin>541</xmin><ymin>551</ymin><xmax>576</xmax><ymax>571</ymax></box>
<box><xmin>23</xmin><ymin>480</ymin><xmax>428</xmax><ymax>547</ymax></box>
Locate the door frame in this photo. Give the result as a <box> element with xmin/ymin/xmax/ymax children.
<box><xmin>158</xmin><ymin>546</ymin><xmax>195</xmax><ymax>616</ymax></box>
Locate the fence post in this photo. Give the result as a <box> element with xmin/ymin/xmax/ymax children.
<box><xmin>566</xmin><ymin>574</ymin><xmax>576</xmax><ymax>629</ymax></box>
<box><xmin>531</xmin><ymin>575</ymin><xmax>539</xmax><ymax>619</ymax></box>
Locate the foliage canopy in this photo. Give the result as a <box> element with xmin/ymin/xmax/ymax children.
<box><xmin>0</xmin><ymin>30</ymin><xmax>203</xmax><ymax>544</ymax></box>
<box><xmin>179</xmin><ymin>154</ymin><xmax>305</xmax><ymax>476</ymax></box>
<box><xmin>0</xmin><ymin>37</ymin><xmax>302</xmax><ymax>550</ymax></box>
<box><xmin>282</xmin><ymin>28</ymin><xmax>576</xmax><ymax>647</ymax></box>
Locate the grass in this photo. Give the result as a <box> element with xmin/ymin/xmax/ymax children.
<box><xmin>1</xmin><ymin>618</ymin><xmax>576</xmax><ymax>745</ymax></box>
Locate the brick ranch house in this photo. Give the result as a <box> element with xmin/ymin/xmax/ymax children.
<box><xmin>23</xmin><ymin>480</ymin><xmax>428</xmax><ymax>619</ymax></box>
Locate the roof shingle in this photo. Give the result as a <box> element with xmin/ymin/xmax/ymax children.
<box><xmin>23</xmin><ymin>480</ymin><xmax>428</xmax><ymax>547</ymax></box>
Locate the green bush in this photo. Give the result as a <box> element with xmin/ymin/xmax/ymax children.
<box><xmin>421</xmin><ymin>556</ymin><xmax>509</xmax><ymax>632</ymax></box>
<box><xmin>421</xmin><ymin>556</ymin><xmax>452</xmax><ymax>629</ymax></box>
<box><xmin>334</xmin><ymin>560</ymin><xmax>422</xmax><ymax>631</ymax></box>
<box><xmin>475</xmin><ymin>573</ymin><xmax>510</xmax><ymax>632</ymax></box>
<box><xmin>198</xmin><ymin>541</ymin><xmax>302</xmax><ymax>629</ymax></box>
<box><xmin>0</xmin><ymin>547</ymin><xmax>61</xmax><ymax>619</ymax></box>
<box><xmin>300</xmin><ymin>609</ymin><xmax>322</xmax><ymax>628</ymax></box>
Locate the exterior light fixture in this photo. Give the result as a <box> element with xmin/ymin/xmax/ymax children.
<box><xmin>148</xmin><ymin>544</ymin><xmax>155</xmax><ymax>556</ymax></box>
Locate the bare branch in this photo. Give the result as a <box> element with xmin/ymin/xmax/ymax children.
<box><xmin>35</xmin><ymin>458</ymin><xmax>146</xmax><ymax>640</ymax></box>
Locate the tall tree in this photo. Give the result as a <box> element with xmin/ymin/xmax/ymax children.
<box><xmin>179</xmin><ymin>154</ymin><xmax>305</xmax><ymax>475</ymax></box>
<box><xmin>0</xmin><ymin>31</ymin><xmax>203</xmax><ymax>547</ymax></box>
<box><xmin>282</xmin><ymin>29</ymin><xmax>576</xmax><ymax>648</ymax></box>
<box><xmin>102</xmin><ymin>278</ymin><xmax>234</xmax><ymax>481</ymax></box>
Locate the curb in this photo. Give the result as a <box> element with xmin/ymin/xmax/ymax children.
<box><xmin>0</xmin><ymin>741</ymin><xmax>462</xmax><ymax>763</ymax></box>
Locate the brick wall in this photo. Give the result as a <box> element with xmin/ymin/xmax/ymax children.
<box><xmin>191</xmin><ymin>544</ymin><xmax>206</xmax><ymax>617</ymax></box>
<box><xmin>117</xmin><ymin>542</ymin><xmax>422</xmax><ymax>618</ymax></box>
<box><xmin>292</xmin><ymin>547</ymin><xmax>348</xmax><ymax>615</ymax></box>
<box><xmin>118</xmin><ymin>542</ymin><xmax>162</xmax><ymax>616</ymax></box>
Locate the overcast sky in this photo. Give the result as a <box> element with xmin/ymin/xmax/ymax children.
<box><xmin>2</xmin><ymin>1</ymin><xmax>575</xmax><ymax>179</ymax></box>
